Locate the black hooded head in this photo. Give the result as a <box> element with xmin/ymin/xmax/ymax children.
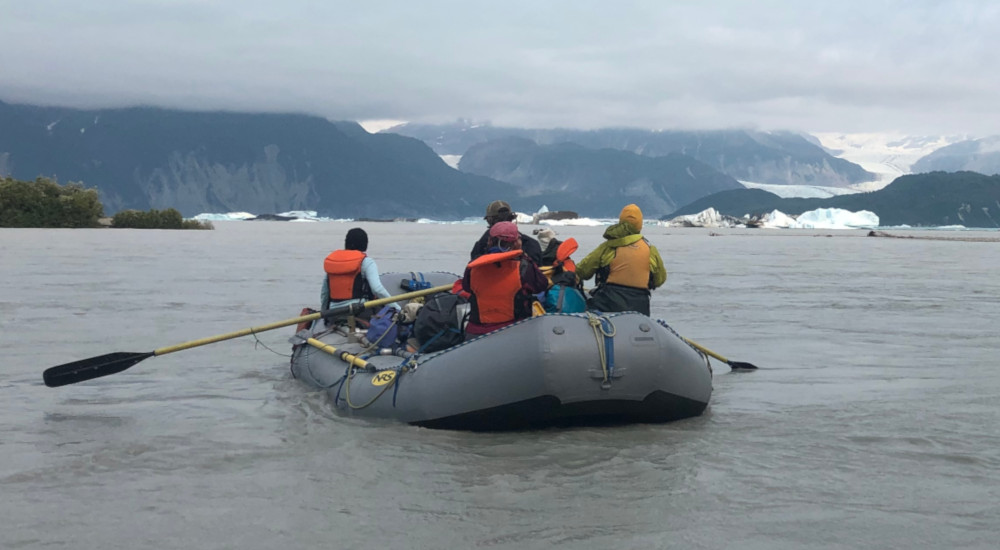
<box><xmin>345</xmin><ymin>228</ymin><xmax>368</xmax><ymax>252</ymax></box>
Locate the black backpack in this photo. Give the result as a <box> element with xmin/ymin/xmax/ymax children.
<box><xmin>413</xmin><ymin>293</ymin><xmax>468</xmax><ymax>352</ymax></box>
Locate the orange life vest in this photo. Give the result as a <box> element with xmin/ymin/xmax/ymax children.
<box><xmin>544</xmin><ymin>237</ymin><xmax>578</xmax><ymax>287</ymax></box>
<box><xmin>324</xmin><ymin>250</ymin><xmax>367</xmax><ymax>301</ymax></box>
<box><xmin>606</xmin><ymin>239</ymin><xmax>651</xmax><ymax>289</ymax></box>
<box><xmin>467</xmin><ymin>250</ymin><xmax>524</xmax><ymax>324</ymax></box>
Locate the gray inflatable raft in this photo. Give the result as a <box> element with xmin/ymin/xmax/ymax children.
<box><xmin>290</xmin><ymin>272</ymin><xmax>713</xmax><ymax>430</ymax></box>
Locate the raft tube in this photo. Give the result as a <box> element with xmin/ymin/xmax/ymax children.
<box><xmin>289</xmin><ymin>272</ymin><xmax>713</xmax><ymax>430</ymax></box>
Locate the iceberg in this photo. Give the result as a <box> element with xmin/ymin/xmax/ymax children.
<box><xmin>504</xmin><ymin>205</ymin><xmax>607</xmax><ymax>227</ymax></box>
<box><xmin>793</xmin><ymin>208</ymin><xmax>879</xmax><ymax>229</ymax></box>
<box><xmin>758</xmin><ymin>210</ymin><xmax>800</xmax><ymax>228</ymax></box>
<box><xmin>660</xmin><ymin>207</ymin><xmax>879</xmax><ymax>229</ymax></box>
<box><xmin>277</xmin><ymin>210</ymin><xmax>323</xmax><ymax>221</ymax></box>
<box><xmin>661</xmin><ymin>207</ymin><xmax>744</xmax><ymax>228</ymax></box>
<box><xmin>190</xmin><ymin>210</ymin><xmax>332</xmax><ymax>222</ymax></box>
<box><xmin>191</xmin><ymin>211</ymin><xmax>256</xmax><ymax>221</ymax></box>
<box><xmin>515</xmin><ymin>211</ymin><xmax>536</xmax><ymax>224</ymax></box>
<box><xmin>538</xmin><ymin>217</ymin><xmax>607</xmax><ymax>227</ymax></box>
<box><xmin>185</xmin><ymin>205</ymin><xmax>877</xmax><ymax>229</ymax></box>
<box><xmin>759</xmin><ymin>208</ymin><xmax>878</xmax><ymax>229</ymax></box>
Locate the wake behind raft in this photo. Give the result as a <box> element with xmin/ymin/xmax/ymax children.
<box><xmin>289</xmin><ymin>271</ymin><xmax>716</xmax><ymax>431</ymax></box>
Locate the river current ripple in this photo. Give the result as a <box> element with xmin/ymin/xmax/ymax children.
<box><xmin>2</xmin><ymin>222</ymin><xmax>998</xmax><ymax>549</ymax></box>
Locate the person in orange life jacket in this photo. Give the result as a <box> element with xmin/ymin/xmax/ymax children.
<box><xmin>470</xmin><ymin>200</ymin><xmax>543</xmax><ymax>265</ymax></box>
<box><xmin>575</xmin><ymin>204</ymin><xmax>667</xmax><ymax>316</ymax></box>
<box><xmin>462</xmin><ymin>221</ymin><xmax>548</xmax><ymax>339</ymax></box>
<box><xmin>320</xmin><ymin>227</ymin><xmax>392</xmax><ymax>311</ymax></box>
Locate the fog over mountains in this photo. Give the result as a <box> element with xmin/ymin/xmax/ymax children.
<box><xmin>2</xmin><ymin>100</ymin><xmax>999</xmax><ymax>225</ymax></box>
<box><xmin>388</xmin><ymin>122</ymin><xmax>877</xmax><ymax>188</ymax></box>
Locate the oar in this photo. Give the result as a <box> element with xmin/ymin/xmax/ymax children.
<box><xmin>682</xmin><ymin>337</ymin><xmax>759</xmax><ymax>371</ymax></box>
<box><xmin>305</xmin><ymin>337</ymin><xmax>370</xmax><ymax>369</ymax></box>
<box><xmin>42</xmin><ymin>283</ymin><xmax>454</xmax><ymax>387</ymax></box>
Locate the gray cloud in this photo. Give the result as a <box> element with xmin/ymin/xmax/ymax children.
<box><xmin>2</xmin><ymin>0</ymin><xmax>998</xmax><ymax>135</ymax></box>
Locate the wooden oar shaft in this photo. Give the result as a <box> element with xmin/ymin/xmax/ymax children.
<box><xmin>306</xmin><ymin>338</ymin><xmax>369</xmax><ymax>368</ymax></box>
<box><xmin>153</xmin><ymin>315</ymin><xmax>322</xmax><ymax>355</ymax></box>
<box><xmin>682</xmin><ymin>336</ymin><xmax>758</xmax><ymax>370</ymax></box>
<box><xmin>43</xmin><ymin>283</ymin><xmax>455</xmax><ymax>387</ymax></box>
<box><xmin>146</xmin><ymin>283</ymin><xmax>453</xmax><ymax>357</ymax></box>
<box><xmin>682</xmin><ymin>337</ymin><xmax>729</xmax><ymax>362</ymax></box>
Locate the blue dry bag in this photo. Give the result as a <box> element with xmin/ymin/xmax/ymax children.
<box><xmin>543</xmin><ymin>285</ymin><xmax>587</xmax><ymax>313</ymax></box>
<box><xmin>366</xmin><ymin>304</ymin><xmax>400</xmax><ymax>346</ymax></box>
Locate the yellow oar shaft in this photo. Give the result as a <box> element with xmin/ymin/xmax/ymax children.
<box><xmin>682</xmin><ymin>337</ymin><xmax>729</xmax><ymax>363</ymax></box>
<box><xmin>152</xmin><ymin>283</ymin><xmax>454</xmax><ymax>357</ymax></box>
<box><xmin>370</xmin><ymin>283</ymin><xmax>454</xmax><ymax>306</ymax></box>
<box><xmin>305</xmin><ymin>338</ymin><xmax>369</xmax><ymax>368</ymax></box>
<box><xmin>154</xmin><ymin>315</ymin><xmax>322</xmax><ymax>355</ymax></box>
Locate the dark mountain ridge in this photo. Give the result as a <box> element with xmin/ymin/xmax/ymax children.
<box><xmin>4</xmin><ymin>101</ymin><xmax>991</xmax><ymax>226</ymax></box>
<box><xmin>0</xmin><ymin>101</ymin><xmax>514</xmax><ymax>218</ymax></box>
<box><xmin>458</xmin><ymin>137</ymin><xmax>743</xmax><ymax>218</ymax></box>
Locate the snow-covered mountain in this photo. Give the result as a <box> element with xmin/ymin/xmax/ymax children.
<box><xmin>811</xmin><ymin>132</ymin><xmax>970</xmax><ymax>191</ymax></box>
<box><xmin>911</xmin><ymin>136</ymin><xmax>1000</xmax><ymax>175</ymax></box>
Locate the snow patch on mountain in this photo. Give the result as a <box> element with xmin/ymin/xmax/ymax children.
<box><xmin>740</xmin><ymin>181</ymin><xmax>858</xmax><ymax>199</ymax></box>
<box><xmin>358</xmin><ymin>119</ymin><xmax>407</xmax><ymax>133</ymax></box>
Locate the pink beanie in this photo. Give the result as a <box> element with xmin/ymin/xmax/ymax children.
<box><xmin>489</xmin><ymin>221</ymin><xmax>519</xmax><ymax>242</ymax></box>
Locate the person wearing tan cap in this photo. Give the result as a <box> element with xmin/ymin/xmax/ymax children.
<box><xmin>470</xmin><ymin>200</ymin><xmax>542</xmax><ymax>264</ymax></box>
<box><xmin>575</xmin><ymin>204</ymin><xmax>666</xmax><ymax>316</ymax></box>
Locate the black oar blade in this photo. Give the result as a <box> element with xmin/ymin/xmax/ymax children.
<box><xmin>43</xmin><ymin>351</ymin><xmax>154</xmax><ymax>387</ymax></box>
<box><xmin>727</xmin><ymin>360</ymin><xmax>759</xmax><ymax>371</ymax></box>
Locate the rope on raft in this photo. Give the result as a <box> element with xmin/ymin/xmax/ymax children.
<box><xmin>586</xmin><ymin>312</ymin><xmax>617</xmax><ymax>388</ymax></box>
<box><xmin>340</xmin><ymin>363</ymin><xmax>409</xmax><ymax>410</ymax></box>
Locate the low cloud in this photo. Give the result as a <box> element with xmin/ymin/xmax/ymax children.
<box><xmin>2</xmin><ymin>1</ymin><xmax>998</xmax><ymax>135</ymax></box>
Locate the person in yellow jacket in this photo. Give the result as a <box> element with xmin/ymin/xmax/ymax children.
<box><xmin>575</xmin><ymin>204</ymin><xmax>666</xmax><ymax>316</ymax></box>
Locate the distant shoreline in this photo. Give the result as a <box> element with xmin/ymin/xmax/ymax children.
<box><xmin>866</xmin><ymin>230</ymin><xmax>1000</xmax><ymax>242</ymax></box>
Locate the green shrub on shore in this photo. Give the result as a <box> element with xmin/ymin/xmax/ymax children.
<box><xmin>181</xmin><ymin>218</ymin><xmax>214</xmax><ymax>230</ymax></box>
<box><xmin>0</xmin><ymin>177</ymin><xmax>104</xmax><ymax>228</ymax></box>
<box><xmin>0</xmin><ymin>176</ymin><xmax>213</xmax><ymax>229</ymax></box>
<box><xmin>111</xmin><ymin>208</ymin><xmax>213</xmax><ymax>230</ymax></box>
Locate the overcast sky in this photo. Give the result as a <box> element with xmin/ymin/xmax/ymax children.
<box><xmin>2</xmin><ymin>1</ymin><xmax>998</xmax><ymax>136</ymax></box>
